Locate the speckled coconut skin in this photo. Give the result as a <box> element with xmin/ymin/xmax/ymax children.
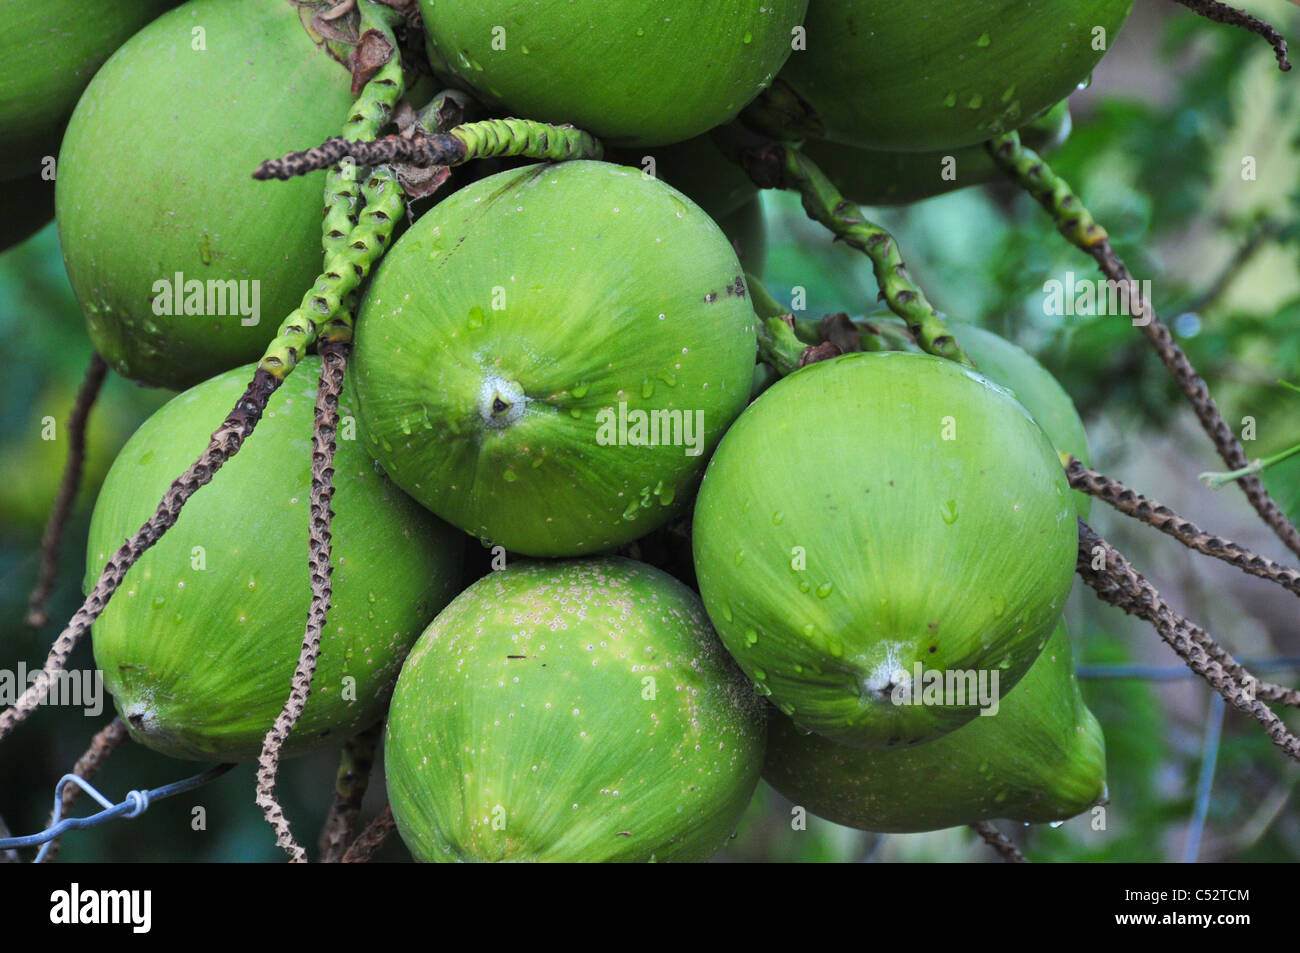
<box><xmin>352</xmin><ymin>161</ymin><xmax>757</xmax><ymax>557</ymax></box>
<box><xmin>385</xmin><ymin>558</ymin><xmax>767</xmax><ymax>862</ymax></box>
<box><xmin>763</xmin><ymin>622</ymin><xmax>1107</xmax><ymax>832</ymax></box>
<box><xmin>87</xmin><ymin>359</ymin><xmax>465</xmax><ymax>761</ymax></box>
<box><xmin>693</xmin><ymin>352</ymin><xmax>1078</xmax><ymax>750</ymax></box>
<box><xmin>420</xmin><ymin>0</ymin><xmax>809</xmax><ymax>146</ymax></box>
<box><xmin>56</xmin><ymin>0</ymin><xmax>356</xmax><ymax>389</ymax></box>
<box><xmin>779</xmin><ymin>0</ymin><xmax>1134</xmax><ymax>152</ymax></box>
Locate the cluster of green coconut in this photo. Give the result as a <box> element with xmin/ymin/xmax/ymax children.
<box><xmin>7</xmin><ymin>0</ymin><xmax>1137</xmax><ymax>861</ymax></box>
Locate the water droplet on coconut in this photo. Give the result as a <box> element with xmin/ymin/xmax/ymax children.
<box><xmin>151</xmin><ymin>595</ymin><xmax>166</xmax><ymax>610</ymax></box>
<box><xmin>641</xmin><ymin>378</ymin><xmax>654</xmax><ymax>398</ymax></box>
<box><xmin>943</xmin><ymin>91</ymin><xmax>958</xmax><ymax>108</ymax></box>
<box><xmin>734</xmin><ymin>549</ymin><xmax>745</xmax><ymax>567</ymax></box>
<box><xmin>815</xmin><ymin>582</ymin><xmax>833</xmax><ymax>598</ymax></box>
<box><xmin>744</xmin><ymin>629</ymin><xmax>759</xmax><ymax>646</ymax></box>
<box><xmin>772</xmin><ymin>511</ymin><xmax>784</xmax><ymax>525</ymax></box>
<box><xmin>976</xmin><ymin>32</ymin><xmax>991</xmax><ymax>47</ymax></box>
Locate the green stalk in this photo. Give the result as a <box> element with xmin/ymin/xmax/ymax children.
<box><xmin>1200</xmin><ymin>442</ymin><xmax>1300</xmax><ymax>489</ymax></box>
<box><xmin>774</xmin><ymin>143</ymin><xmax>971</xmax><ymax>366</ymax></box>
<box><xmin>254</xmin><ymin>117</ymin><xmax>604</xmax><ymax>181</ymax></box>
<box><xmin>258</xmin><ymin>9</ymin><xmax>405</xmax><ymax>379</ymax></box>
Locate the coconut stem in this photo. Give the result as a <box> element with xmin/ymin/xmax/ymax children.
<box><xmin>25</xmin><ymin>353</ymin><xmax>108</xmax><ymax>630</ymax></box>
<box><xmin>1076</xmin><ymin>522</ymin><xmax>1300</xmax><ymax>762</ymax></box>
<box><xmin>988</xmin><ymin>130</ymin><xmax>1300</xmax><ymax>562</ymax></box>
<box><xmin>258</xmin><ymin>19</ymin><xmax>406</xmax><ymax>378</ymax></box>
<box><xmin>1170</xmin><ymin>0</ymin><xmax>1291</xmax><ymax>71</ymax></box>
<box><xmin>318</xmin><ymin>722</ymin><xmax>382</xmax><ymax>862</ymax></box>
<box><xmin>36</xmin><ymin>718</ymin><xmax>130</xmax><ymax>863</ymax></box>
<box><xmin>0</xmin><ymin>370</ymin><xmax>279</xmax><ymax>744</ymax></box>
<box><xmin>255</xmin><ymin>340</ymin><xmax>349</xmax><ymax>863</ymax></box>
<box><xmin>735</xmin><ymin>138</ymin><xmax>972</xmax><ymax>367</ymax></box>
<box><xmin>252</xmin><ymin>117</ymin><xmax>604</xmax><ymax>180</ymax></box>
<box><xmin>341</xmin><ymin>803</ymin><xmax>396</xmax><ymax>862</ymax></box>
<box><xmin>970</xmin><ymin>822</ymin><xmax>1028</xmax><ymax>863</ymax></box>
<box><xmin>1067</xmin><ymin>457</ymin><xmax>1300</xmax><ymax>632</ymax></box>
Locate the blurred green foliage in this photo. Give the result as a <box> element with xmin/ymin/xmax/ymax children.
<box><xmin>2</xmin><ymin>6</ymin><xmax>1299</xmax><ymax>863</ymax></box>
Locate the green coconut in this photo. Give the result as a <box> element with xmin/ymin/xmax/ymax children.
<box><xmin>56</xmin><ymin>0</ymin><xmax>356</xmax><ymax>390</ymax></box>
<box><xmin>352</xmin><ymin>160</ymin><xmax>757</xmax><ymax>558</ymax></box>
<box><xmin>419</xmin><ymin>0</ymin><xmax>809</xmax><ymax>147</ymax></box>
<box><xmin>384</xmin><ymin>557</ymin><xmax>767</xmax><ymax>862</ymax></box>
<box><xmin>800</xmin><ymin>100</ymin><xmax>1072</xmax><ymax>207</ymax></box>
<box><xmin>763</xmin><ymin>621</ymin><xmax>1107</xmax><ymax>832</ymax></box>
<box><xmin>778</xmin><ymin>0</ymin><xmax>1133</xmax><ymax>152</ymax></box>
<box><xmin>86</xmin><ymin>358</ymin><xmax>465</xmax><ymax>761</ymax></box>
<box><xmin>951</xmin><ymin>321</ymin><xmax>1092</xmax><ymax>518</ymax></box>
<box><xmin>0</xmin><ymin>0</ymin><xmax>178</xmax><ymax>182</ymax></box>
<box><xmin>692</xmin><ymin>351</ymin><xmax>1078</xmax><ymax>750</ymax></box>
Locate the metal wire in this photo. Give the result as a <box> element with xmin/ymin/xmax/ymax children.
<box><xmin>0</xmin><ymin>763</ymin><xmax>235</xmax><ymax>861</ymax></box>
<box><xmin>1077</xmin><ymin>657</ymin><xmax>1300</xmax><ymax>680</ymax></box>
<box><xmin>1183</xmin><ymin>693</ymin><xmax>1226</xmax><ymax>863</ymax></box>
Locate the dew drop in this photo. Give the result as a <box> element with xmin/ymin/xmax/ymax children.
<box><xmin>734</xmin><ymin>549</ymin><xmax>745</xmax><ymax>567</ymax></box>
<box><xmin>815</xmin><ymin>582</ymin><xmax>833</xmax><ymax>599</ymax></box>
<box><xmin>976</xmin><ymin>32</ymin><xmax>991</xmax><ymax>47</ymax></box>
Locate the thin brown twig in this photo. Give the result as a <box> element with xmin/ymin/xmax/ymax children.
<box><xmin>38</xmin><ymin>718</ymin><xmax>130</xmax><ymax>863</ymax></box>
<box><xmin>319</xmin><ymin>722</ymin><xmax>382</xmax><ymax>862</ymax></box>
<box><xmin>1077</xmin><ymin>522</ymin><xmax>1300</xmax><ymax>761</ymax></box>
<box><xmin>0</xmin><ymin>370</ymin><xmax>281</xmax><ymax>743</ymax></box>
<box><xmin>1170</xmin><ymin>0</ymin><xmax>1291</xmax><ymax>71</ymax></box>
<box><xmin>255</xmin><ymin>340</ymin><xmax>348</xmax><ymax>863</ymax></box>
<box><xmin>26</xmin><ymin>353</ymin><xmax>108</xmax><ymax>630</ymax></box>
<box><xmin>1087</xmin><ymin>241</ymin><xmax>1300</xmax><ymax>559</ymax></box>
<box><xmin>341</xmin><ymin>804</ymin><xmax>396</xmax><ymax>863</ymax></box>
<box><xmin>985</xmin><ymin>132</ymin><xmax>1300</xmax><ymax>561</ymax></box>
<box><xmin>1067</xmin><ymin>457</ymin><xmax>1300</xmax><ymax>603</ymax></box>
<box><xmin>971</xmin><ymin>822</ymin><xmax>1028</xmax><ymax>863</ymax></box>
